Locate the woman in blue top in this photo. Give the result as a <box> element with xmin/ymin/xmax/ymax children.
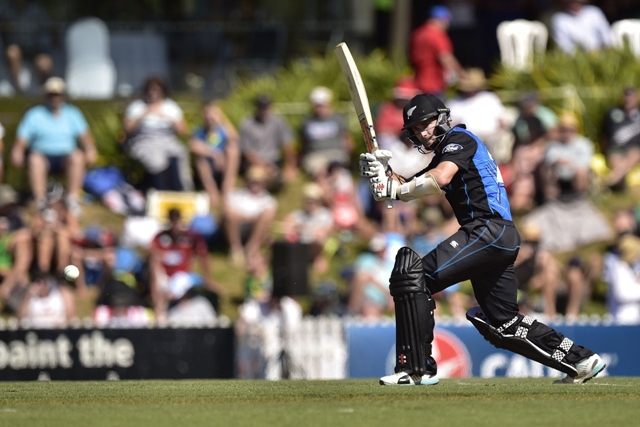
<box><xmin>189</xmin><ymin>103</ymin><xmax>240</xmax><ymax>207</ymax></box>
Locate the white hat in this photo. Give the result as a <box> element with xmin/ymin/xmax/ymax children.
<box><xmin>368</xmin><ymin>233</ymin><xmax>387</xmax><ymax>252</ymax></box>
<box><xmin>309</xmin><ymin>86</ymin><xmax>332</xmax><ymax>105</ymax></box>
<box><xmin>43</xmin><ymin>77</ymin><xmax>66</xmax><ymax>94</ymax></box>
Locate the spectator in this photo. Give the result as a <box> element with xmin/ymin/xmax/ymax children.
<box><xmin>0</xmin><ymin>0</ymin><xmax>53</xmax><ymax>93</ymax></box>
<box><xmin>282</xmin><ymin>183</ymin><xmax>334</xmax><ymax>273</ymax></box>
<box><xmin>149</xmin><ymin>208</ymin><xmax>222</xmax><ymax>320</ymax></box>
<box><xmin>603</xmin><ymin>223</ymin><xmax>640</xmax><ymax>324</ymax></box>
<box><xmin>448</xmin><ymin>68</ymin><xmax>514</xmax><ymax>164</ymax></box>
<box><xmin>17</xmin><ymin>271</ymin><xmax>76</xmax><ymax>328</ymax></box>
<box><xmin>189</xmin><ymin>102</ymin><xmax>240</xmax><ymax>208</ymax></box>
<box><xmin>239</xmin><ymin>95</ymin><xmax>297</xmax><ymax>189</ymax></box>
<box><xmin>30</xmin><ymin>184</ymin><xmax>79</xmax><ymax>282</ymax></box>
<box><xmin>323</xmin><ymin>162</ymin><xmax>377</xmax><ymax>241</ymax></box>
<box><xmin>93</xmin><ymin>278</ymin><xmax>154</xmax><ymax>328</ymax></box>
<box><xmin>0</xmin><ymin>185</ymin><xmax>32</xmax><ymax>313</ymax></box>
<box><xmin>541</xmin><ymin>111</ymin><xmax>593</xmax><ymax>200</ymax></box>
<box><xmin>11</xmin><ymin>77</ymin><xmax>97</xmax><ymax>216</ymax></box>
<box><xmin>550</xmin><ymin>0</ymin><xmax>613</xmax><ymax>55</ymax></box>
<box><xmin>601</xmin><ymin>87</ymin><xmax>640</xmax><ymax>192</ymax></box>
<box><xmin>507</xmin><ymin>93</ymin><xmax>558</xmax><ymax>213</ymax></box>
<box><xmin>347</xmin><ymin>233</ymin><xmax>398</xmax><ymax>320</ymax></box>
<box><xmin>299</xmin><ymin>86</ymin><xmax>353</xmax><ymax>181</ymax></box>
<box><xmin>122</xmin><ymin>75</ymin><xmax>193</xmax><ymax>192</ymax></box>
<box><xmin>166</xmin><ymin>271</ymin><xmax>217</xmax><ymax>327</ymax></box>
<box><xmin>222</xmin><ymin>166</ymin><xmax>277</xmax><ymax>265</ymax></box>
<box><xmin>70</xmin><ymin>225</ymin><xmax>117</xmax><ymax>295</ymax></box>
<box><xmin>376</xmin><ymin>76</ymin><xmax>421</xmax><ymax>142</ymax></box>
<box><xmin>410</xmin><ymin>4</ymin><xmax>464</xmax><ymax>98</ymax></box>
<box><xmin>309</xmin><ymin>280</ymin><xmax>347</xmax><ymax>317</ymax></box>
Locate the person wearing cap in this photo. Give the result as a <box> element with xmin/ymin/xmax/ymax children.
<box><xmin>601</xmin><ymin>87</ymin><xmax>640</xmax><ymax>191</ymax></box>
<box><xmin>189</xmin><ymin>102</ymin><xmax>241</xmax><ymax>207</ymax></box>
<box><xmin>359</xmin><ymin>93</ymin><xmax>605</xmax><ymax>385</ymax></box>
<box><xmin>551</xmin><ymin>0</ymin><xmax>613</xmax><ymax>54</ymax></box>
<box><xmin>123</xmin><ymin>75</ymin><xmax>193</xmax><ymax>192</ymax></box>
<box><xmin>223</xmin><ymin>166</ymin><xmax>278</xmax><ymax>266</ymax></box>
<box><xmin>282</xmin><ymin>182</ymin><xmax>334</xmax><ymax>273</ymax></box>
<box><xmin>299</xmin><ymin>86</ymin><xmax>353</xmax><ymax>180</ymax></box>
<box><xmin>409</xmin><ymin>4</ymin><xmax>465</xmax><ymax>98</ymax></box>
<box><xmin>11</xmin><ymin>76</ymin><xmax>97</xmax><ymax>216</ymax></box>
<box><xmin>542</xmin><ymin>111</ymin><xmax>594</xmax><ymax>200</ymax></box>
<box><xmin>239</xmin><ymin>95</ymin><xmax>298</xmax><ymax>187</ymax></box>
<box><xmin>447</xmin><ymin>68</ymin><xmax>512</xmax><ymax>164</ymax></box>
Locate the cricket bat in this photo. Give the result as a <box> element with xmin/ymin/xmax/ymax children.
<box><xmin>334</xmin><ymin>42</ymin><xmax>393</xmax><ymax>209</ymax></box>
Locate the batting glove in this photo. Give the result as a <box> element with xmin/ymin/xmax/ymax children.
<box><xmin>359</xmin><ymin>150</ymin><xmax>393</xmax><ymax>178</ymax></box>
<box><xmin>369</xmin><ymin>173</ymin><xmax>398</xmax><ymax>201</ymax></box>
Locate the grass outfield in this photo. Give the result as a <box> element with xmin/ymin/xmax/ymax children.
<box><xmin>1</xmin><ymin>378</ymin><xmax>639</xmax><ymax>427</ymax></box>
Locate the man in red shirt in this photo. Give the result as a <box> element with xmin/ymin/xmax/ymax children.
<box><xmin>149</xmin><ymin>208</ymin><xmax>222</xmax><ymax>319</ymax></box>
<box><xmin>410</xmin><ymin>5</ymin><xmax>464</xmax><ymax>97</ymax></box>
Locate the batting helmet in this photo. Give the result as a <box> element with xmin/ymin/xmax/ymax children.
<box><xmin>402</xmin><ymin>94</ymin><xmax>452</xmax><ymax>153</ymax></box>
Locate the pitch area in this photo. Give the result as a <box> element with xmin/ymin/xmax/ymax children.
<box><xmin>1</xmin><ymin>377</ymin><xmax>639</xmax><ymax>427</ymax></box>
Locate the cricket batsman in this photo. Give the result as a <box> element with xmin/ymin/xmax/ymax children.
<box><xmin>359</xmin><ymin>94</ymin><xmax>605</xmax><ymax>386</ymax></box>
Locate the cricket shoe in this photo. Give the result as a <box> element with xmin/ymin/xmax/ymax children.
<box><xmin>379</xmin><ymin>371</ymin><xmax>439</xmax><ymax>386</ymax></box>
<box><xmin>553</xmin><ymin>353</ymin><xmax>606</xmax><ymax>384</ymax></box>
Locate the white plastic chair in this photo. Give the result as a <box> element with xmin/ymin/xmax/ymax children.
<box><xmin>65</xmin><ymin>17</ymin><xmax>116</xmax><ymax>99</ymax></box>
<box><xmin>497</xmin><ymin>20</ymin><xmax>548</xmax><ymax>71</ymax></box>
<box><xmin>612</xmin><ymin>19</ymin><xmax>640</xmax><ymax>57</ymax></box>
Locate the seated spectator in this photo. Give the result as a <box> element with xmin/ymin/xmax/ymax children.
<box><xmin>601</xmin><ymin>87</ymin><xmax>640</xmax><ymax>192</ymax></box>
<box><xmin>149</xmin><ymin>208</ymin><xmax>222</xmax><ymax>320</ymax></box>
<box><xmin>603</xmin><ymin>231</ymin><xmax>640</xmax><ymax>324</ymax></box>
<box><xmin>30</xmin><ymin>184</ymin><xmax>79</xmax><ymax>282</ymax></box>
<box><xmin>166</xmin><ymin>271</ymin><xmax>217</xmax><ymax>327</ymax></box>
<box><xmin>70</xmin><ymin>225</ymin><xmax>117</xmax><ymax>294</ymax></box>
<box><xmin>299</xmin><ymin>87</ymin><xmax>353</xmax><ymax>181</ymax></box>
<box><xmin>0</xmin><ymin>0</ymin><xmax>54</xmax><ymax>93</ymax></box>
<box><xmin>550</xmin><ymin>0</ymin><xmax>613</xmax><ymax>55</ymax></box>
<box><xmin>541</xmin><ymin>111</ymin><xmax>593</xmax><ymax>200</ymax></box>
<box><xmin>322</xmin><ymin>162</ymin><xmax>376</xmax><ymax>241</ymax></box>
<box><xmin>122</xmin><ymin>75</ymin><xmax>193</xmax><ymax>192</ymax></box>
<box><xmin>375</xmin><ymin>76</ymin><xmax>421</xmax><ymax>143</ymax></box>
<box><xmin>10</xmin><ymin>77</ymin><xmax>97</xmax><ymax>216</ymax></box>
<box><xmin>17</xmin><ymin>271</ymin><xmax>76</xmax><ymax>328</ymax></box>
<box><xmin>507</xmin><ymin>93</ymin><xmax>558</xmax><ymax>213</ymax></box>
<box><xmin>189</xmin><ymin>102</ymin><xmax>240</xmax><ymax>208</ymax></box>
<box><xmin>347</xmin><ymin>233</ymin><xmax>398</xmax><ymax>320</ymax></box>
<box><xmin>448</xmin><ymin>68</ymin><xmax>514</xmax><ymax>164</ymax></box>
<box><xmin>0</xmin><ymin>185</ymin><xmax>31</xmax><ymax>313</ymax></box>
<box><xmin>239</xmin><ymin>95</ymin><xmax>297</xmax><ymax>189</ymax></box>
<box><xmin>222</xmin><ymin>166</ymin><xmax>277</xmax><ymax>265</ymax></box>
<box><xmin>93</xmin><ymin>278</ymin><xmax>154</xmax><ymax>328</ymax></box>
<box><xmin>282</xmin><ymin>183</ymin><xmax>334</xmax><ymax>273</ymax></box>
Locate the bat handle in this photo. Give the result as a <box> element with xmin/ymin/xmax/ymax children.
<box><xmin>386</xmin><ymin>200</ymin><xmax>393</xmax><ymax>209</ymax></box>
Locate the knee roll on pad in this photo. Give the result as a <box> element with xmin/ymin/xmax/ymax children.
<box><xmin>466</xmin><ymin>307</ymin><xmax>578</xmax><ymax>376</ymax></box>
<box><xmin>390</xmin><ymin>247</ymin><xmax>436</xmax><ymax>377</ymax></box>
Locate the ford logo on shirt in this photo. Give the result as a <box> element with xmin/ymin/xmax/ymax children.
<box><xmin>442</xmin><ymin>143</ymin><xmax>463</xmax><ymax>153</ymax></box>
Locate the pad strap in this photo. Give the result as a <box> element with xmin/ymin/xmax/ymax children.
<box><xmin>551</xmin><ymin>338</ymin><xmax>574</xmax><ymax>362</ymax></box>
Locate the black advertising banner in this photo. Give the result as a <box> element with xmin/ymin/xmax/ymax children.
<box><xmin>0</xmin><ymin>328</ymin><xmax>235</xmax><ymax>381</ymax></box>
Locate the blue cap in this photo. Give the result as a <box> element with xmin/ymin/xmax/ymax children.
<box><xmin>430</xmin><ymin>5</ymin><xmax>452</xmax><ymax>21</ymax></box>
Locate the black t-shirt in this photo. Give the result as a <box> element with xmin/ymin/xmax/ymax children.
<box><xmin>413</xmin><ymin>126</ymin><xmax>512</xmax><ymax>225</ymax></box>
<box><xmin>602</xmin><ymin>106</ymin><xmax>640</xmax><ymax>150</ymax></box>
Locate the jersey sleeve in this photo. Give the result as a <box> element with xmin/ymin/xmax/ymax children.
<box><xmin>439</xmin><ymin>131</ymin><xmax>476</xmax><ymax>172</ymax></box>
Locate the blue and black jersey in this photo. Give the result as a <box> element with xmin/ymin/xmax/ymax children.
<box><xmin>415</xmin><ymin>125</ymin><xmax>512</xmax><ymax>225</ymax></box>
